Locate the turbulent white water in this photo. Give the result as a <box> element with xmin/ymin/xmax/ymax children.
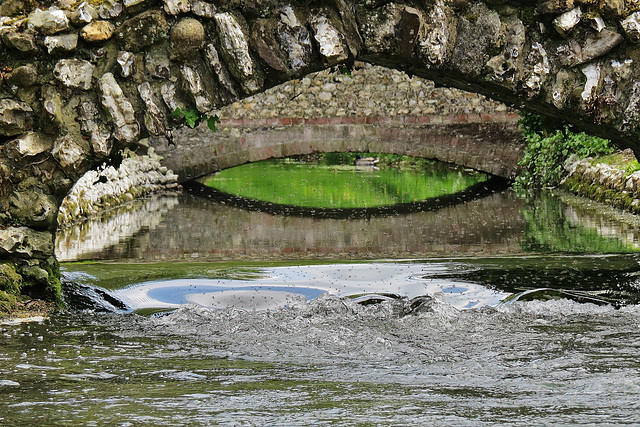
<box><xmin>116</xmin><ymin>298</ymin><xmax>640</xmax><ymax>425</ymax></box>
<box><xmin>3</xmin><ymin>298</ymin><xmax>640</xmax><ymax>425</ymax></box>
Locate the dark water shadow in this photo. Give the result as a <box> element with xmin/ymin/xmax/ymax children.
<box><xmin>183</xmin><ymin>176</ymin><xmax>510</xmax><ymax>220</ymax></box>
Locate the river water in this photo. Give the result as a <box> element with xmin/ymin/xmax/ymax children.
<box><xmin>4</xmin><ymin>160</ymin><xmax>640</xmax><ymax>425</ymax></box>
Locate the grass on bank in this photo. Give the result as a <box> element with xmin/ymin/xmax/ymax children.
<box><xmin>515</xmin><ymin>112</ymin><xmax>640</xmax><ymax>214</ymax></box>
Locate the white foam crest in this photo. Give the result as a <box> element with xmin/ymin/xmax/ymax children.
<box><xmin>496</xmin><ymin>298</ymin><xmax>625</xmax><ymax>318</ymax></box>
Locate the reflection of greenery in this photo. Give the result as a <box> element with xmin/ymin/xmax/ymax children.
<box><xmin>204</xmin><ymin>157</ymin><xmax>488</xmax><ymax>209</ymax></box>
<box><xmin>519</xmin><ymin>191</ymin><xmax>638</xmax><ymax>253</ymax></box>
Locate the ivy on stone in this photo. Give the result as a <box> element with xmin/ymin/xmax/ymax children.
<box><xmin>171</xmin><ymin>107</ymin><xmax>220</xmax><ymax>132</ymax></box>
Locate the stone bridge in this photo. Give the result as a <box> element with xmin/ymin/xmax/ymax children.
<box><xmin>2</xmin><ymin>0</ymin><xmax>640</xmax><ymax>295</ymax></box>
<box><xmin>161</xmin><ymin>112</ymin><xmax>522</xmax><ymax>182</ymax></box>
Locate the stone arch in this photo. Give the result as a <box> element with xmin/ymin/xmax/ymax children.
<box><xmin>162</xmin><ymin>116</ymin><xmax>523</xmax><ymax>181</ymax></box>
<box><xmin>2</xmin><ymin>0</ymin><xmax>640</xmax><ymax>294</ymax></box>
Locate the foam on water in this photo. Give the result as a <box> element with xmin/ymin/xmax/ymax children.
<box><xmin>141</xmin><ymin>294</ymin><xmax>640</xmax><ymax>366</ymax></box>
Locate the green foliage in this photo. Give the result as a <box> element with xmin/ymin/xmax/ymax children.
<box><xmin>330</xmin><ymin>64</ymin><xmax>354</xmax><ymax>79</ymax></box>
<box><xmin>517</xmin><ymin>111</ymin><xmax>564</xmax><ymax>137</ymax></box>
<box><xmin>337</xmin><ymin>65</ymin><xmax>352</xmax><ymax>78</ymax></box>
<box><xmin>515</xmin><ymin>113</ymin><xmax>614</xmax><ymax>188</ymax></box>
<box><xmin>206</xmin><ymin>115</ymin><xmax>221</xmax><ymax>132</ymax></box>
<box><xmin>171</xmin><ymin>108</ymin><xmax>220</xmax><ymax>132</ymax></box>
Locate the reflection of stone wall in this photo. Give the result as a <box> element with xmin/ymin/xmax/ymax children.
<box><xmin>58</xmin><ymin>150</ymin><xmax>180</xmax><ymax>226</ymax></box>
<box><xmin>56</xmin><ymin>196</ymin><xmax>179</xmax><ymax>262</ymax></box>
<box><xmin>58</xmin><ymin>191</ymin><xmax>527</xmax><ymax>262</ymax></box>
<box><xmin>563</xmin><ymin>204</ymin><xmax>640</xmax><ymax>250</ymax></box>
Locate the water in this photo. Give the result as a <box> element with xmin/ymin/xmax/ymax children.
<box><xmin>6</xmin><ymin>158</ymin><xmax>640</xmax><ymax>425</ymax></box>
<box><xmin>203</xmin><ymin>157</ymin><xmax>490</xmax><ymax>209</ymax></box>
<box><xmin>3</xmin><ymin>299</ymin><xmax>640</xmax><ymax>425</ymax></box>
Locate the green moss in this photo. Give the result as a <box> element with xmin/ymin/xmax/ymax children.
<box><xmin>14</xmin><ymin>262</ymin><xmax>64</xmax><ymax>308</ymax></box>
<box><xmin>626</xmin><ymin>162</ymin><xmax>640</xmax><ymax>175</ymax></box>
<box><xmin>590</xmin><ymin>151</ymin><xmax>640</xmax><ymax>176</ymax></box>
<box><xmin>0</xmin><ymin>290</ymin><xmax>17</xmax><ymax>313</ymax></box>
<box><xmin>518</xmin><ymin>7</ymin><xmax>535</xmax><ymax>26</ymax></box>
<box><xmin>561</xmin><ymin>177</ymin><xmax>640</xmax><ymax>214</ymax></box>
<box><xmin>0</xmin><ymin>263</ymin><xmax>22</xmax><ymax>295</ymax></box>
<box><xmin>465</xmin><ymin>14</ymin><xmax>479</xmax><ymax>24</ymax></box>
<box><xmin>44</xmin><ymin>263</ymin><xmax>64</xmax><ymax>308</ymax></box>
<box><xmin>592</xmin><ymin>150</ymin><xmax>637</xmax><ymax>169</ymax></box>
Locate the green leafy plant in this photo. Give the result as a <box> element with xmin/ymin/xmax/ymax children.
<box><xmin>171</xmin><ymin>107</ymin><xmax>220</xmax><ymax>132</ymax></box>
<box><xmin>337</xmin><ymin>65</ymin><xmax>352</xmax><ymax>78</ymax></box>
<box><xmin>625</xmin><ymin>161</ymin><xmax>640</xmax><ymax>175</ymax></box>
<box><xmin>515</xmin><ymin>112</ymin><xmax>614</xmax><ymax>188</ymax></box>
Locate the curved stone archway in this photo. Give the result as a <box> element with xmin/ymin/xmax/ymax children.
<box><xmin>161</xmin><ymin>114</ymin><xmax>523</xmax><ymax>181</ymax></box>
<box><xmin>2</xmin><ymin>0</ymin><xmax>640</xmax><ymax>294</ymax></box>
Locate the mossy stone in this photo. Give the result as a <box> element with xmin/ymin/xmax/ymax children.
<box><xmin>0</xmin><ymin>263</ymin><xmax>22</xmax><ymax>295</ymax></box>
<box><xmin>0</xmin><ymin>290</ymin><xmax>17</xmax><ymax>313</ymax></box>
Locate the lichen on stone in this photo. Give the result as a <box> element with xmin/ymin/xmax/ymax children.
<box><xmin>450</xmin><ymin>2</ymin><xmax>502</xmax><ymax>76</ymax></box>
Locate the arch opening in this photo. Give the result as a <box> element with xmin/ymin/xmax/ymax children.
<box><xmin>192</xmin><ymin>153</ymin><xmax>507</xmax><ymax>217</ymax></box>
<box><xmin>4</xmin><ymin>0</ymin><xmax>640</xmax><ymax>299</ymax></box>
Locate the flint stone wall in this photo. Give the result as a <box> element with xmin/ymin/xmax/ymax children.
<box><xmin>563</xmin><ymin>150</ymin><xmax>640</xmax><ymax>213</ymax></box>
<box><xmin>219</xmin><ymin>62</ymin><xmax>510</xmax><ymax>120</ymax></box>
